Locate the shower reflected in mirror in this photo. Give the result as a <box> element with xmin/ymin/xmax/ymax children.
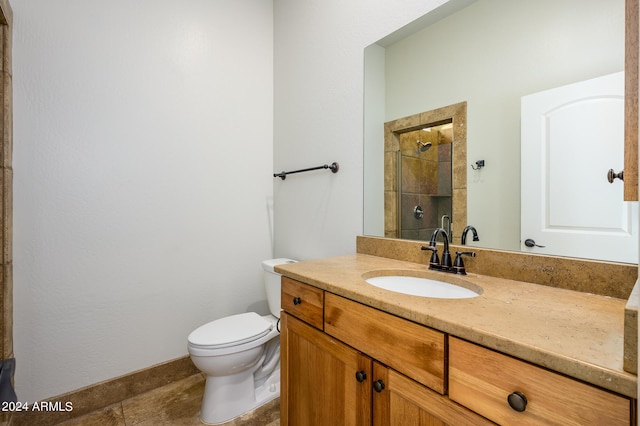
<box><xmin>396</xmin><ymin>122</ymin><xmax>453</xmax><ymax>241</ymax></box>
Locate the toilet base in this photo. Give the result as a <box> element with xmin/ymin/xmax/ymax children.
<box><xmin>200</xmin><ymin>367</ymin><xmax>280</xmax><ymax>425</ymax></box>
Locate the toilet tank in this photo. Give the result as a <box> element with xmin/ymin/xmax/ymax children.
<box><xmin>262</xmin><ymin>258</ymin><xmax>297</xmax><ymax>318</ymax></box>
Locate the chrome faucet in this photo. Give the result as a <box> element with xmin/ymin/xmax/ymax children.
<box><xmin>421</xmin><ymin>228</ymin><xmax>452</xmax><ymax>271</ymax></box>
<box><xmin>461</xmin><ymin>225</ymin><xmax>479</xmax><ymax>245</ymax></box>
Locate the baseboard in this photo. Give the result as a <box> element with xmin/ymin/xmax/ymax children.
<box><xmin>11</xmin><ymin>355</ymin><xmax>198</xmax><ymax>426</ymax></box>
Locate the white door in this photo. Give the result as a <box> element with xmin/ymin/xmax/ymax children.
<box><xmin>521</xmin><ymin>71</ymin><xmax>637</xmax><ymax>263</ymax></box>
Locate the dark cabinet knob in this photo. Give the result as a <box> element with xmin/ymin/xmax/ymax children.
<box><xmin>355</xmin><ymin>370</ymin><xmax>367</xmax><ymax>383</ymax></box>
<box><xmin>507</xmin><ymin>391</ymin><xmax>528</xmax><ymax>412</ymax></box>
<box><xmin>373</xmin><ymin>379</ymin><xmax>385</xmax><ymax>393</ymax></box>
<box><xmin>292</xmin><ymin>297</ymin><xmax>301</xmax><ymax>305</ymax></box>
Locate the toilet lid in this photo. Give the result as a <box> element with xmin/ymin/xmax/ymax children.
<box><xmin>188</xmin><ymin>312</ymin><xmax>273</xmax><ymax>349</ymax></box>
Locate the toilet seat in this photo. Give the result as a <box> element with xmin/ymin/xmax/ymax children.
<box><xmin>188</xmin><ymin>312</ymin><xmax>273</xmax><ymax>350</ymax></box>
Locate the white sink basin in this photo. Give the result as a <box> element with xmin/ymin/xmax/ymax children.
<box><xmin>364</xmin><ymin>275</ymin><xmax>481</xmax><ymax>299</ymax></box>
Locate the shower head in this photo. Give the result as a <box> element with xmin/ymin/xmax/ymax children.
<box><xmin>417</xmin><ymin>140</ymin><xmax>432</xmax><ymax>152</ymax></box>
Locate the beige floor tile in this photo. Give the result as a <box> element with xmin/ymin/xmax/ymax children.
<box><xmin>58</xmin><ymin>402</ymin><xmax>126</xmax><ymax>426</ymax></box>
<box><xmin>217</xmin><ymin>398</ymin><xmax>280</xmax><ymax>426</ymax></box>
<box><xmin>121</xmin><ymin>373</ymin><xmax>205</xmax><ymax>425</ymax></box>
<box><xmin>55</xmin><ymin>372</ymin><xmax>280</xmax><ymax>426</ymax></box>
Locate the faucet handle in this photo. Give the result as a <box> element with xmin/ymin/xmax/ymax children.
<box><xmin>421</xmin><ymin>245</ymin><xmax>440</xmax><ymax>270</ymax></box>
<box><xmin>453</xmin><ymin>251</ymin><xmax>476</xmax><ymax>275</ymax></box>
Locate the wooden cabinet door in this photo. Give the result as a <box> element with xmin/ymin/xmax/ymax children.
<box><xmin>373</xmin><ymin>362</ymin><xmax>494</xmax><ymax>426</ymax></box>
<box><xmin>280</xmin><ymin>312</ymin><xmax>372</xmax><ymax>426</ymax></box>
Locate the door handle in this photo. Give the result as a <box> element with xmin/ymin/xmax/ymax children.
<box><xmin>524</xmin><ymin>239</ymin><xmax>545</xmax><ymax>248</ymax></box>
<box><xmin>607</xmin><ymin>169</ymin><xmax>624</xmax><ymax>183</ymax></box>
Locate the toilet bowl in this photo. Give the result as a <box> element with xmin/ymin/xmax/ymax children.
<box><xmin>187</xmin><ymin>258</ymin><xmax>296</xmax><ymax>425</ymax></box>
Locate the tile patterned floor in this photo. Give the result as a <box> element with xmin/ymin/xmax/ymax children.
<box><xmin>57</xmin><ymin>373</ymin><xmax>280</xmax><ymax>426</ymax></box>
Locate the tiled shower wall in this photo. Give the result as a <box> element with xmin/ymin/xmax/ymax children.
<box><xmin>0</xmin><ymin>1</ymin><xmax>12</xmax><ymax>424</ymax></box>
<box><xmin>398</xmin><ymin>128</ymin><xmax>452</xmax><ymax>241</ymax></box>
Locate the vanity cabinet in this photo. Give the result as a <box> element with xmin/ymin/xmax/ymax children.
<box><xmin>449</xmin><ymin>337</ymin><xmax>632</xmax><ymax>425</ymax></box>
<box><xmin>281</xmin><ymin>279</ymin><xmax>488</xmax><ymax>425</ymax></box>
<box><xmin>280</xmin><ymin>278</ymin><xmax>635</xmax><ymax>425</ymax></box>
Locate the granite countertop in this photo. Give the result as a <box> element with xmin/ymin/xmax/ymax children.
<box><xmin>276</xmin><ymin>253</ymin><xmax>638</xmax><ymax>398</ymax></box>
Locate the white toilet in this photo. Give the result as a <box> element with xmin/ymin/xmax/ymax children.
<box><xmin>187</xmin><ymin>258</ymin><xmax>295</xmax><ymax>425</ymax></box>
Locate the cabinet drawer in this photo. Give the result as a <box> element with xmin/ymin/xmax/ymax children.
<box><xmin>281</xmin><ymin>277</ymin><xmax>324</xmax><ymax>329</ymax></box>
<box><xmin>449</xmin><ymin>337</ymin><xmax>632</xmax><ymax>425</ymax></box>
<box><xmin>324</xmin><ymin>292</ymin><xmax>445</xmax><ymax>394</ymax></box>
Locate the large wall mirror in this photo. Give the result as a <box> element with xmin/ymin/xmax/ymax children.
<box><xmin>363</xmin><ymin>0</ymin><xmax>632</xmax><ymax>263</ymax></box>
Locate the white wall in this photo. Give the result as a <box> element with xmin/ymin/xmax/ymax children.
<box><xmin>273</xmin><ymin>0</ymin><xmax>448</xmax><ymax>260</ymax></box>
<box><xmin>13</xmin><ymin>0</ymin><xmax>273</xmax><ymax>402</ymax></box>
